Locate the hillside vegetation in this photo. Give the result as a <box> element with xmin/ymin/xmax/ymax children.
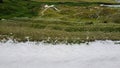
<box><xmin>0</xmin><ymin>0</ymin><xmax>40</xmax><ymax>19</ymax></box>
<box><xmin>33</xmin><ymin>0</ymin><xmax>116</xmax><ymax>3</ymax></box>
<box><xmin>0</xmin><ymin>0</ymin><xmax>120</xmax><ymax>43</ymax></box>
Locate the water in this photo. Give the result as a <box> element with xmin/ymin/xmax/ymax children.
<box><xmin>0</xmin><ymin>40</ymin><xmax>120</xmax><ymax>68</ymax></box>
<box><xmin>100</xmin><ymin>4</ymin><xmax>120</xmax><ymax>7</ymax></box>
<box><xmin>104</xmin><ymin>5</ymin><xmax>120</xmax><ymax>7</ymax></box>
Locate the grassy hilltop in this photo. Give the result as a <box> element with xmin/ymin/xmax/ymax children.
<box><xmin>33</xmin><ymin>0</ymin><xmax>116</xmax><ymax>3</ymax></box>
<box><xmin>0</xmin><ymin>0</ymin><xmax>120</xmax><ymax>43</ymax></box>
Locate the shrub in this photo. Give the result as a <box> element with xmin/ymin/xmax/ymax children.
<box><xmin>31</xmin><ymin>24</ymin><xmax>46</xmax><ymax>29</ymax></box>
<box><xmin>84</xmin><ymin>21</ymin><xmax>94</xmax><ymax>25</ymax></box>
<box><xmin>109</xmin><ymin>13</ymin><xmax>120</xmax><ymax>24</ymax></box>
<box><xmin>52</xmin><ymin>26</ymin><xmax>63</xmax><ymax>30</ymax></box>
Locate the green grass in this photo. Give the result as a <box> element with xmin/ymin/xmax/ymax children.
<box><xmin>0</xmin><ymin>0</ymin><xmax>120</xmax><ymax>43</ymax></box>
<box><xmin>0</xmin><ymin>0</ymin><xmax>40</xmax><ymax>19</ymax></box>
<box><xmin>0</xmin><ymin>0</ymin><xmax>119</xmax><ymax>19</ymax></box>
<box><xmin>0</xmin><ymin>19</ymin><xmax>120</xmax><ymax>43</ymax></box>
<box><xmin>33</xmin><ymin>0</ymin><xmax>116</xmax><ymax>3</ymax></box>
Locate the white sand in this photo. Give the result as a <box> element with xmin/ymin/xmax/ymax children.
<box><xmin>0</xmin><ymin>40</ymin><xmax>120</xmax><ymax>68</ymax></box>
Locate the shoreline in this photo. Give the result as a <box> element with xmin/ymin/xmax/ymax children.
<box><xmin>0</xmin><ymin>37</ymin><xmax>120</xmax><ymax>44</ymax></box>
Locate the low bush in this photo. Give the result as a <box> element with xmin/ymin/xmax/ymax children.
<box><xmin>109</xmin><ymin>13</ymin><xmax>120</xmax><ymax>24</ymax></box>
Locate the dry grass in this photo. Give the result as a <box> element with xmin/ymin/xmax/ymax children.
<box><xmin>0</xmin><ymin>1</ymin><xmax>120</xmax><ymax>43</ymax></box>
<box><xmin>0</xmin><ymin>19</ymin><xmax>120</xmax><ymax>43</ymax></box>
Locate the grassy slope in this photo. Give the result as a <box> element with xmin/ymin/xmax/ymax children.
<box><xmin>0</xmin><ymin>19</ymin><xmax>120</xmax><ymax>43</ymax></box>
<box><xmin>0</xmin><ymin>0</ymin><xmax>40</xmax><ymax>19</ymax></box>
<box><xmin>33</xmin><ymin>0</ymin><xmax>116</xmax><ymax>3</ymax></box>
<box><xmin>0</xmin><ymin>0</ymin><xmax>120</xmax><ymax>43</ymax></box>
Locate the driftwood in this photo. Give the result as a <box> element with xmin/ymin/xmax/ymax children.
<box><xmin>41</xmin><ymin>4</ymin><xmax>60</xmax><ymax>16</ymax></box>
